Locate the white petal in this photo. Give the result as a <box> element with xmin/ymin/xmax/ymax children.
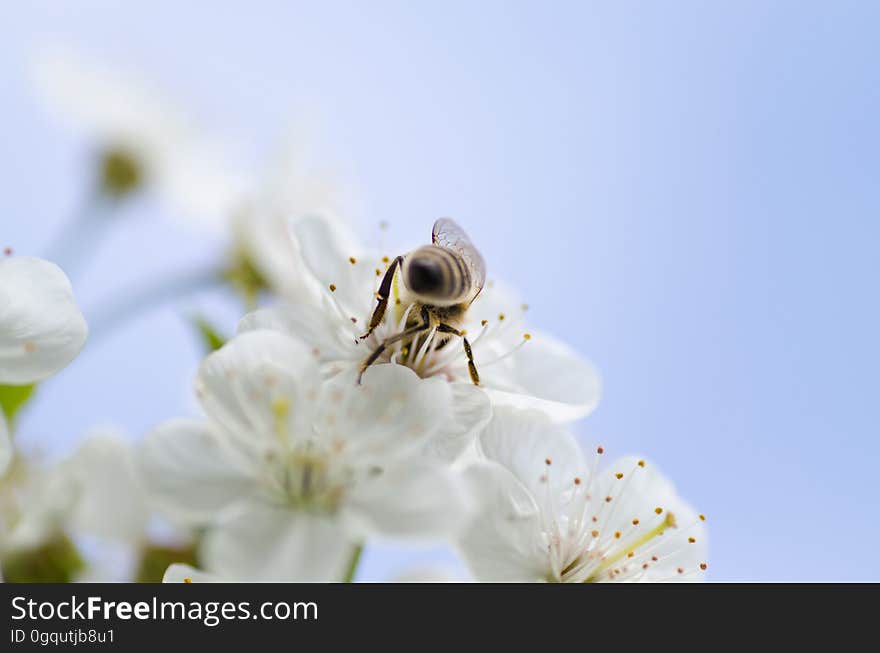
<box><xmin>456</xmin><ymin>461</ymin><xmax>547</xmax><ymax>582</ymax></box>
<box><xmin>163</xmin><ymin>563</ymin><xmax>220</xmax><ymax>583</ymax></box>
<box><xmin>314</xmin><ymin>365</ymin><xmax>447</xmax><ymax>463</ymax></box>
<box><xmin>344</xmin><ymin>462</ymin><xmax>472</xmax><ymax>540</ymax></box>
<box><xmin>195</xmin><ymin>330</ymin><xmax>321</xmax><ymax>459</ymax></box>
<box><xmin>62</xmin><ymin>433</ymin><xmax>150</xmax><ymax>544</ymax></box>
<box><xmin>139</xmin><ymin>418</ymin><xmax>256</xmax><ymax>525</ymax></box>
<box><xmin>237</xmin><ymin>304</ymin><xmax>354</xmax><ymax>363</ymax></box>
<box><xmin>422</xmin><ymin>382</ymin><xmax>492</xmax><ymax>463</ymax></box>
<box><xmin>0</xmin><ymin>416</ymin><xmax>10</xmax><ymax>476</ymax></box>
<box><xmin>479</xmin><ymin>406</ymin><xmax>586</xmax><ymax>497</ymax></box>
<box><xmin>0</xmin><ymin>257</ymin><xmax>87</xmax><ymax>384</ymax></box>
<box><xmin>290</xmin><ymin>214</ymin><xmax>377</xmax><ymax>317</ymax></box>
<box><xmin>201</xmin><ymin>500</ymin><xmax>352</xmax><ymax>582</ymax></box>
<box><xmin>485</xmin><ymin>330</ymin><xmax>601</xmax><ymax>422</ymax></box>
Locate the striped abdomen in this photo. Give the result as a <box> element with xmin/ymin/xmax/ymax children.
<box><xmin>401</xmin><ymin>245</ymin><xmax>473</xmax><ymax>306</ymax></box>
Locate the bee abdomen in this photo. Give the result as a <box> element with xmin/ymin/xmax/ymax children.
<box><xmin>405</xmin><ymin>245</ymin><xmax>471</xmax><ymax>302</ymax></box>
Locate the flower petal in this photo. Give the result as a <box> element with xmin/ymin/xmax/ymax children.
<box><xmin>315</xmin><ymin>365</ymin><xmax>446</xmax><ymax>462</ymax></box>
<box><xmin>422</xmin><ymin>382</ymin><xmax>491</xmax><ymax>463</ymax></box>
<box><xmin>139</xmin><ymin>418</ymin><xmax>256</xmax><ymax>525</ymax></box>
<box><xmin>237</xmin><ymin>304</ymin><xmax>354</xmax><ymax>363</ymax></box>
<box><xmin>478</xmin><ymin>406</ymin><xmax>586</xmax><ymax>497</ymax></box>
<box><xmin>201</xmin><ymin>500</ymin><xmax>352</xmax><ymax>582</ymax></box>
<box><xmin>456</xmin><ymin>461</ymin><xmax>546</xmax><ymax>582</ymax></box>
<box><xmin>195</xmin><ymin>330</ymin><xmax>321</xmax><ymax>459</ymax></box>
<box><xmin>162</xmin><ymin>563</ymin><xmax>220</xmax><ymax>583</ymax></box>
<box><xmin>0</xmin><ymin>257</ymin><xmax>87</xmax><ymax>384</ymax></box>
<box><xmin>345</xmin><ymin>462</ymin><xmax>473</xmax><ymax>540</ymax></box>
<box><xmin>62</xmin><ymin>433</ymin><xmax>150</xmax><ymax>544</ymax></box>
<box><xmin>485</xmin><ymin>330</ymin><xmax>601</xmax><ymax>422</ymax></box>
<box><xmin>290</xmin><ymin>214</ymin><xmax>378</xmax><ymax>318</ymax></box>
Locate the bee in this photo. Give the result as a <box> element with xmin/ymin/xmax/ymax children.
<box><xmin>358</xmin><ymin>218</ymin><xmax>485</xmax><ymax>385</ymax></box>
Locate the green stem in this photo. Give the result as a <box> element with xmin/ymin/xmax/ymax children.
<box><xmin>342</xmin><ymin>543</ymin><xmax>364</xmax><ymax>583</ymax></box>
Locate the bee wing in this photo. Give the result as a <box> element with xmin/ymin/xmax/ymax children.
<box><xmin>432</xmin><ymin>218</ymin><xmax>486</xmax><ymax>295</ymax></box>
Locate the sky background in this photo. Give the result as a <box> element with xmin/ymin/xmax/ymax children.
<box><xmin>2</xmin><ymin>1</ymin><xmax>878</xmax><ymax>581</ymax></box>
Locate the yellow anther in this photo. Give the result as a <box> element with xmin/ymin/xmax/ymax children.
<box><xmin>637</xmin><ymin>460</ymin><xmax>645</xmax><ymax>467</ymax></box>
<box><xmin>329</xmin><ymin>283</ymin><xmax>337</xmax><ymax>292</ymax></box>
<box><xmin>498</xmin><ymin>313</ymin><xmax>505</xmax><ymax>321</ymax></box>
<box><xmin>615</xmin><ymin>472</ymin><xmax>624</xmax><ymax>480</ymax></box>
<box><xmin>349</xmin><ymin>256</ymin><xmax>357</xmax><ymax>264</ymax></box>
<box><xmin>523</xmin><ymin>333</ymin><xmax>531</xmax><ymax>340</ymax></box>
<box><xmin>184</xmin><ymin>577</ymin><xmax>192</xmax><ymax>584</ymax></box>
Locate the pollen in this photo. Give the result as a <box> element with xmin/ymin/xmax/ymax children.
<box><xmin>699</xmin><ymin>514</ymin><xmax>706</xmax><ymax>521</ymax></box>
<box><xmin>688</xmin><ymin>537</ymin><xmax>696</xmax><ymax>544</ymax></box>
<box><xmin>574</xmin><ymin>477</ymin><xmax>582</xmax><ymax>485</ymax></box>
<box><xmin>632</xmin><ymin>518</ymin><xmax>640</xmax><ymax>526</ymax></box>
<box><xmin>677</xmin><ymin>568</ymin><xmax>684</xmax><ymax>575</ymax></box>
<box><xmin>700</xmin><ymin>563</ymin><xmax>708</xmax><ymax>571</ymax></box>
<box><xmin>184</xmin><ymin>577</ymin><xmax>192</xmax><ymax>583</ymax></box>
<box><xmin>591</xmin><ymin>530</ymin><xmax>599</xmax><ymax>538</ymax></box>
<box><xmin>614</xmin><ymin>531</ymin><xmax>621</xmax><ymax>539</ymax></box>
<box><xmin>642</xmin><ymin>563</ymin><xmax>649</xmax><ymax>570</ymax></box>
<box><xmin>395</xmin><ymin>298</ymin><xmax>402</xmax><ymax>305</ymax></box>
<box><xmin>375</xmin><ymin>268</ymin><xmax>381</xmax><ymax>276</ymax></box>
<box><xmin>597</xmin><ymin>446</ymin><xmax>604</xmax><ymax>454</ymax></box>
<box><xmin>329</xmin><ymin>283</ymin><xmax>337</xmax><ymax>292</ymax></box>
<box><xmin>651</xmin><ymin>556</ymin><xmax>658</xmax><ymax>562</ymax></box>
<box><xmin>523</xmin><ymin>333</ymin><xmax>531</xmax><ymax>340</ymax></box>
<box><xmin>638</xmin><ymin>460</ymin><xmax>645</xmax><ymax>467</ymax></box>
<box><xmin>545</xmin><ymin>458</ymin><xmax>552</xmax><ymax>466</ymax></box>
<box><xmin>615</xmin><ymin>472</ymin><xmax>624</xmax><ymax>480</ymax></box>
<box><xmin>382</xmin><ymin>256</ymin><xmax>390</xmax><ymax>263</ymax></box>
<box><xmin>481</xmin><ymin>319</ymin><xmax>488</xmax><ymax>327</ymax></box>
<box><xmin>627</xmin><ymin>552</ymin><xmax>634</xmax><ymax>558</ymax></box>
<box><xmin>605</xmin><ymin>496</ymin><xmax>613</xmax><ymax>503</ymax></box>
<box><xmin>350</xmin><ymin>317</ymin><xmax>357</xmax><ymax>323</ymax></box>
<box><xmin>349</xmin><ymin>256</ymin><xmax>357</xmax><ymax>265</ymax></box>
<box><xmin>498</xmin><ymin>313</ymin><xmax>505</xmax><ymax>321</ymax></box>
<box><xmin>654</xmin><ymin>507</ymin><xmax>663</xmax><ymax>515</ymax></box>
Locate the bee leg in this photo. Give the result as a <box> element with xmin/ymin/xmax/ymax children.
<box><xmin>358</xmin><ymin>306</ymin><xmax>430</xmax><ymax>384</ymax></box>
<box><xmin>437</xmin><ymin>324</ymin><xmax>480</xmax><ymax>386</ymax></box>
<box><xmin>360</xmin><ymin>255</ymin><xmax>404</xmax><ymax>340</ymax></box>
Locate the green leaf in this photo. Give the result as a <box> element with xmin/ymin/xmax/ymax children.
<box><xmin>191</xmin><ymin>316</ymin><xmax>228</xmax><ymax>353</ymax></box>
<box><xmin>0</xmin><ymin>383</ymin><xmax>37</xmax><ymax>424</ymax></box>
<box><xmin>1</xmin><ymin>534</ymin><xmax>85</xmax><ymax>583</ymax></box>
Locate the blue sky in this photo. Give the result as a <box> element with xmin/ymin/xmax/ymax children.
<box><xmin>2</xmin><ymin>1</ymin><xmax>878</xmax><ymax>580</ymax></box>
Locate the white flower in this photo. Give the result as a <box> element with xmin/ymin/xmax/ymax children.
<box><xmin>240</xmin><ymin>214</ymin><xmax>601</xmax><ymax>423</ymax></box>
<box><xmin>163</xmin><ymin>563</ymin><xmax>218</xmax><ymax>583</ymax></box>
<box><xmin>0</xmin><ymin>256</ymin><xmax>88</xmax><ymax>386</ymax></box>
<box><xmin>32</xmin><ymin>46</ymin><xmax>245</xmax><ymax>220</ymax></box>
<box><xmin>458</xmin><ymin>407</ymin><xmax>708</xmax><ymax>582</ymax></box>
<box><xmin>140</xmin><ymin>329</ymin><xmax>483</xmax><ymax>582</ymax></box>
<box><xmin>229</xmin><ymin>137</ymin><xmax>344</xmax><ymax>303</ymax></box>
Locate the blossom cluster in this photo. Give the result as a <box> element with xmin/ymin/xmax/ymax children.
<box><xmin>1</xmin><ymin>48</ymin><xmax>707</xmax><ymax>583</ymax></box>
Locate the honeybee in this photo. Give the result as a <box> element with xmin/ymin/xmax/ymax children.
<box><xmin>358</xmin><ymin>218</ymin><xmax>485</xmax><ymax>385</ymax></box>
